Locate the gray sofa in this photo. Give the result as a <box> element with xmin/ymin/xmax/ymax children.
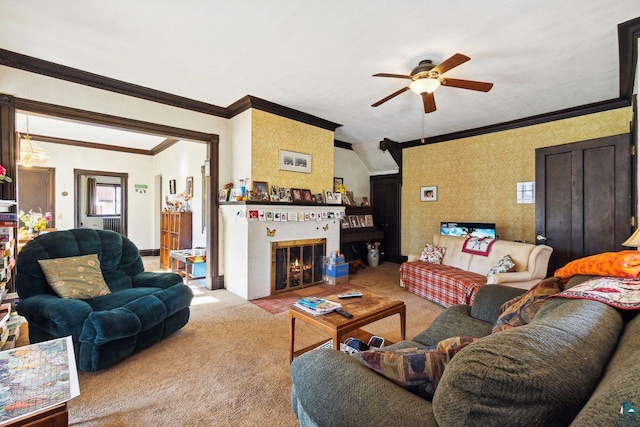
<box><xmin>290</xmin><ymin>276</ymin><xmax>640</xmax><ymax>426</ymax></box>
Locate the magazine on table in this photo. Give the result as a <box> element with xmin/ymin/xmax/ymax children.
<box><xmin>294</xmin><ymin>297</ymin><xmax>342</xmax><ymax>315</ymax></box>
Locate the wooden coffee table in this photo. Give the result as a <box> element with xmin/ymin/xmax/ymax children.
<box><xmin>288</xmin><ymin>290</ymin><xmax>406</xmax><ymax>363</ymax></box>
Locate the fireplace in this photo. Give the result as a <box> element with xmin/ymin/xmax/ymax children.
<box><xmin>219</xmin><ymin>204</ymin><xmax>344</xmax><ymax>300</ymax></box>
<box><xmin>271</xmin><ymin>238</ymin><xmax>326</xmax><ymax>294</ymax></box>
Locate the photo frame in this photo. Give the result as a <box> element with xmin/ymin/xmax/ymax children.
<box><xmin>291</xmin><ymin>188</ymin><xmax>303</xmax><ymax>203</ymax></box>
<box><xmin>333</xmin><ymin>177</ymin><xmax>343</xmax><ymax>191</ymax></box>
<box><xmin>218</xmin><ymin>189</ymin><xmax>229</xmax><ymax>202</ymax></box>
<box><xmin>279</xmin><ymin>150</ymin><xmax>311</xmax><ymax>173</ymax></box>
<box><xmin>324</xmin><ymin>189</ymin><xmax>334</xmax><ymax>203</ymax></box>
<box><xmin>252</xmin><ymin>181</ymin><xmax>269</xmax><ymax>200</ymax></box>
<box><xmin>361</xmin><ymin>196</ymin><xmax>370</xmax><ymax>206</ymax></box>
<box><xmin>186</xmin><ymin>176</ymin><xmax>194</xmax><ymax>197</ymax></box>
<box><xmin>169</xmin><ymin>179</ymin><xmax>176</xmax><ymax>195</ymax></box>
<box><xmin>421</xmin><ymin>186</ymin><xmax>438</xmax><ymax>202</ymax></box>
<box><xmin>301</xmin><ymin>189</ymin><xmax>313</xmax><ymax>203</ymax></box>
<box><xmin>334</xmin><ymin>193</ymin><xmax>342</xmax><ymax>204</ymax></box>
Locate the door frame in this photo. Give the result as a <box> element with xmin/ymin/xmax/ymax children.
<box><xmin>0</xmin><ymin>94</ymin><xmax>222</xmax><ymax>289</ymax></box>
<box><xmin>17</xmin><ymin>165</ymin><xmax>56</xmax><ymax>228</ymax></box>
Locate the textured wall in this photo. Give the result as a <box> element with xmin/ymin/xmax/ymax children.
<box><xmin>251</xmin><ymin>109</ymin><xmax>334</xmax><ymax>194</ymax></box>
<box><xmin>402</xmin><ymin>107</ymin><xmax>633</xmax><ymax>254</ymax></box>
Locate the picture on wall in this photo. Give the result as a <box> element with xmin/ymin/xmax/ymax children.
<box><xmin>186</xmin><ymin>176</ymin><xmax>194</xmax><ymax>197</ymax></box>
<box><xmin>421</xmin><ymin>186</ymin><xmax>437</xmax><ymax>202</ymax></box>
<box><xmin>169</xmin><ymin>179</ymin><xmax>176</xmax><ymax>195</ymax></box>
<box><xmin>279</xmin><ymin>150</ymin><xmax>311</xmax><ymax>173</ymax></box>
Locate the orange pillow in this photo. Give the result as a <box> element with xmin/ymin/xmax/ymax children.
<box><xmin>554</xmin><ymin>251</ymin><xmax>640</xmax><ymax>279</ymax></box>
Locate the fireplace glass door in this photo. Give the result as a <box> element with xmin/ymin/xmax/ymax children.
<box><xmin>272</xmin><ymin>239</ymin><xmax>326</xmax><ymax>294</ymax></box>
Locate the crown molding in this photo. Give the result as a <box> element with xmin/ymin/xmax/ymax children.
<box><xmin>0</xmin><ymin>49</ymin><xmax>229</xmax><ymax>118</ymax></box>
<box><xmin>334</xmin><ymin>140</ymin><xmax>353</xmax><ymax>150</ymax></box>
<box><xmin>227</xmin><ymin>95</ymin><xmax>342</xmax><ymax>131</ymax></box>
<box><xmin>0</xmin><ymin>49</ymin><xmax>341</xmax><ymax>131</ymax></box>
<box><xmin>400</xmin><ymin>98</ymin><xmax>630</xmax><ymax>148</ymax></box>
<box><xmin>618</xmin><ymin>16</ymin><xmax>640</xmax><ymax>100</ymax></box>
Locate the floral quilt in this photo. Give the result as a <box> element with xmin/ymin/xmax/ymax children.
<box><xmin>550</xmin><ymin>276</ymin><xmax>640</xmax><ymax>310</ymax></box>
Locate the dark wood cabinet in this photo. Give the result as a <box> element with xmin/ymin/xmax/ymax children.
<box><xmin>340</xmin><ymin>206</ymin><xmax>383</xmax><ymax>265</ymax></box>
<box><xmin>371</xmin><ymin>174</ymin><xmax>403</xmax><ymax>263</ymax></box>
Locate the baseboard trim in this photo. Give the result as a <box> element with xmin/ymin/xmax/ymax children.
<box><xmin>139</xmin><ymin>249</ymin><xmax>159</xmax><ymax>257</ymax></box>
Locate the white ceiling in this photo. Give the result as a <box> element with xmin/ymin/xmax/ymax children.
<box><xmin>2</xmin><ymin>1</ymin><xmax>640</xmax><ymax>172</ymax></box>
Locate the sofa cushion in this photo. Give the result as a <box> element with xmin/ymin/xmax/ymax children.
<box><xmin>38</xmin><ymin>254</ymin><xmax>111</xmax><ymax>299</ymax></box>
<box><xmin>491</xmin><ymin>277</ymin><xmax>563</xmax><ymax>333</ymax></box>
<box><xmin>361</xmin><ymin>336</ymin><xmax>478</xmax><ymax>399</ymax></box>
<box><xmin>419</xmin><ymin>244</ymin><xmax>446</xmax><ymax>264</ymax></box>
<box><xmin>486</xmin><ymin>254</ymin><xmax>516</xmax><ymax>277</ymax></box>
<box><xmin>554</xmin><ymin>250</ymin><xmax>640</xmax><ymax>279</ymax></box>
<box><xmin>433</xmin><ymin>298</ymin><xmax>623</xmax><ymax>427</ymax></box>
<box><xmin>570</xmin><ymin>311</ymin><xmax>640</xmax><ymax>426</ymax></box>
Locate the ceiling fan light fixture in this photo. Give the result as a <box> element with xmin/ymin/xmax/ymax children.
<box><xmin>409</xmin><ymin>78</ymin><xmax>441</xmax><ymax>95</ymax></box>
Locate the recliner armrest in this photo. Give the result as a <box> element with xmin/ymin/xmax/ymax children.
<box><xmin>469</xmin><ymin>284</ymin><xmax>526</xmax><ymax>323</ymax></box>
<box><xmin>131</xmin><ymin>271</ymin><xmax>183</xmax><ymax>289</ymax></box>
<box><xmin>17</xmin><ymin>294</ymin><xmax>93</xmax><ymax>338</ymax></box>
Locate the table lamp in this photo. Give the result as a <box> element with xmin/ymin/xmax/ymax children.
<box><xmin>622</xmin><ymin>228</ymin><xmax>640</xmax><ymax>247</ymax></box>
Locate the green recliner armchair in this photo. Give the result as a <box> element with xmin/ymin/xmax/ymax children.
<box><xmin>16</xmin><ymin>228</ymin><xmax>193</xmax><ymax>372</ymax></box>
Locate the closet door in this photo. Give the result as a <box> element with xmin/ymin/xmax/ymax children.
<box><xmin>535</xmin><ymin>134</ymin><xmax>632</xmax><ymax>275</ymax></box>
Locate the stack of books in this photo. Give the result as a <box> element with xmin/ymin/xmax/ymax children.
<box><xmin>293</xmin><ymin>297</ymin><xmax>342</xmax><ymax>316</ymax></box>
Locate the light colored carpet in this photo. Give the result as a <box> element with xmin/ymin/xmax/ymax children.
<box><xmin>59</xmin><ymin>261</ymin><xmax>444</xmax><ymax>426</ymax></box>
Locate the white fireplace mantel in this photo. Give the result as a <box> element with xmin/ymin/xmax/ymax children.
<box><xmin>219</xmin><ymin>203</ymin><xmax>345</xmax><ymax>300</ymax></box>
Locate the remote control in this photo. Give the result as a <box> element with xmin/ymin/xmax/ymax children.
<box><xmin>338</xmin><ymin>291</ymin><xmax>363</xmax><ymax>299</ymax></box>
<box><xmin>335</xmin><ymin>308</ymin><xmax>353</xmax><ymax>318</ymax></box>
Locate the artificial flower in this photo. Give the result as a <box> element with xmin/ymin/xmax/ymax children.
<box><xmin>0</xmin><ymin>165</ymin><xmax>12</xmax><ymax>183</ymax></box>
<box><xmin>19</xmin><ymin>208</ymin><xmax>52</xmax><ymax>232</ymax></box>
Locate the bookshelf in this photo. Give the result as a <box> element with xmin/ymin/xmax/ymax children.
<box><xmin>160</xmin><ymin>212</ymin><xmax>192</xmax><ymax>270</ymax></box>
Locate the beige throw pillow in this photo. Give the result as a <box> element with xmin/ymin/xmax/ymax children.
<box><xmin>38</xmin><ymin>254</ymin><xmax>111</xmax><ymax>300</ymax></box>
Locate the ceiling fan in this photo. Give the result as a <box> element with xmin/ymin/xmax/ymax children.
<box><xmin>371</xmin><ymin>53</ymin><xmax>493</xmax><ymax>113</ymax></box>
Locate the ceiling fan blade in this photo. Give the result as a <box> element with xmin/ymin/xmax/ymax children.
<box><xmin>372</xmin><ymin>73</ymin><xmax>412</xmax><ymax>79</ymax></box>
<box><xmin>422</xmin><ymin>92</ymin><xmax>436</xmax><ymax>113</ymax></box>
<box><xmin>440</xmin><ymin>78</ymin><xmax>494</xmax><ymax>92</ymax></box>
<box><xmin>372</xmin><ymin>86</ymin><xmax>410</xmax><ymax>107</ymax></box>
<box><xmin>432</xmin><ymin>53</ymin><xmax>470</xmax><ymax>75</ymax></box>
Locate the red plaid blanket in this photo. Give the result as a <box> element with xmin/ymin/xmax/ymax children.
<box><xmin>400</xmin><ymin>261</ymin><xmax>487</xmax><ymax>307</ymax></box>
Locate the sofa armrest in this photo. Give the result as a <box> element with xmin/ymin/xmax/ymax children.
<box><xmin>469</xmin><ymin>284</ymin><xmax>526</xmax><ymax>323</ymax></box>
<box><xmin>486</xmin><ymin>270</ymin><xmax>534</xmax><ymax>284</ymax></box>
<box><xmin>17</xmin><ymin>294</ymin><xmax>93</xmax><ymax>338</ymax></box>
<box><xmin>407</xmin><ymin>253</ymin><xmax>420</xmax><ymax>262</ymax></box>
<box><xmin>131</xmin><ymin>271</ymin><xmax>184</xmax><ymax>289</ymax></box>
<box><xmin>290</xmin><ymin>349</ymin><xmax>438</xmax><ymax>426</ymax></box>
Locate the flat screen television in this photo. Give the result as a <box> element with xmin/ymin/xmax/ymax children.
<box><xmin>440</xmin><ymin>222</ymin><xmax>496</xmax><ymax>239</ymax></box>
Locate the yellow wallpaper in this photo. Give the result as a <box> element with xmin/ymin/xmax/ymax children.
<box><xmin>251</xmin><ymin>110</ymin><xmax>334</xmax><ymax>194</ymax></box>
<box><xmin>402</xmin><ymin>107</ymin><xmax>632</xmax><ymax>254</ymax></box>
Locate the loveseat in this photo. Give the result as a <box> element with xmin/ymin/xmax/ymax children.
<box><xmin>400</xmin><ymin>234</ymin><xmax>552</xmax><ymax>306</ymax></box>
<box><xmin>290</xmin><ymin>275</ymin><xmax>640</xmax><ymax>426</ymax></box>
<box><xmin>16</xmin><ymin>229</ymin><xmax>194</xmax><ymax>372</ymax></box>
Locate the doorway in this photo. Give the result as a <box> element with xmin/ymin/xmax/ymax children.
<box><xmin>535</xmin><ymin>134</ymin><xmax>632</xmax><ymax>275</ymax></box>
<box><xmin>371</xmin><ymin>174</ymin><xmax>403</xmax><ymax>263</ymax></box>
<box><xmin>17</xmin><ymin>166</ymin><xmax>55</xmax><ymax>228</ymax></box>
<box><xmin>75</xmin><ymin>169</ymin><xmax>128</xmax><ymax>235</ymax></box>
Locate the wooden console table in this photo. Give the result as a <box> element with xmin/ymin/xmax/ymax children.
<box><xmin>288</xmin><ymin>290</ymin><xmax>405</xmax><ymax>363</ymax></box>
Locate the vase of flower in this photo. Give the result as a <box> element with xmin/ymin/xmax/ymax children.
<box><xmin>367</xmin><ymin>241</ymin><xmax>380</xmax><ymax>268</ymax></box>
